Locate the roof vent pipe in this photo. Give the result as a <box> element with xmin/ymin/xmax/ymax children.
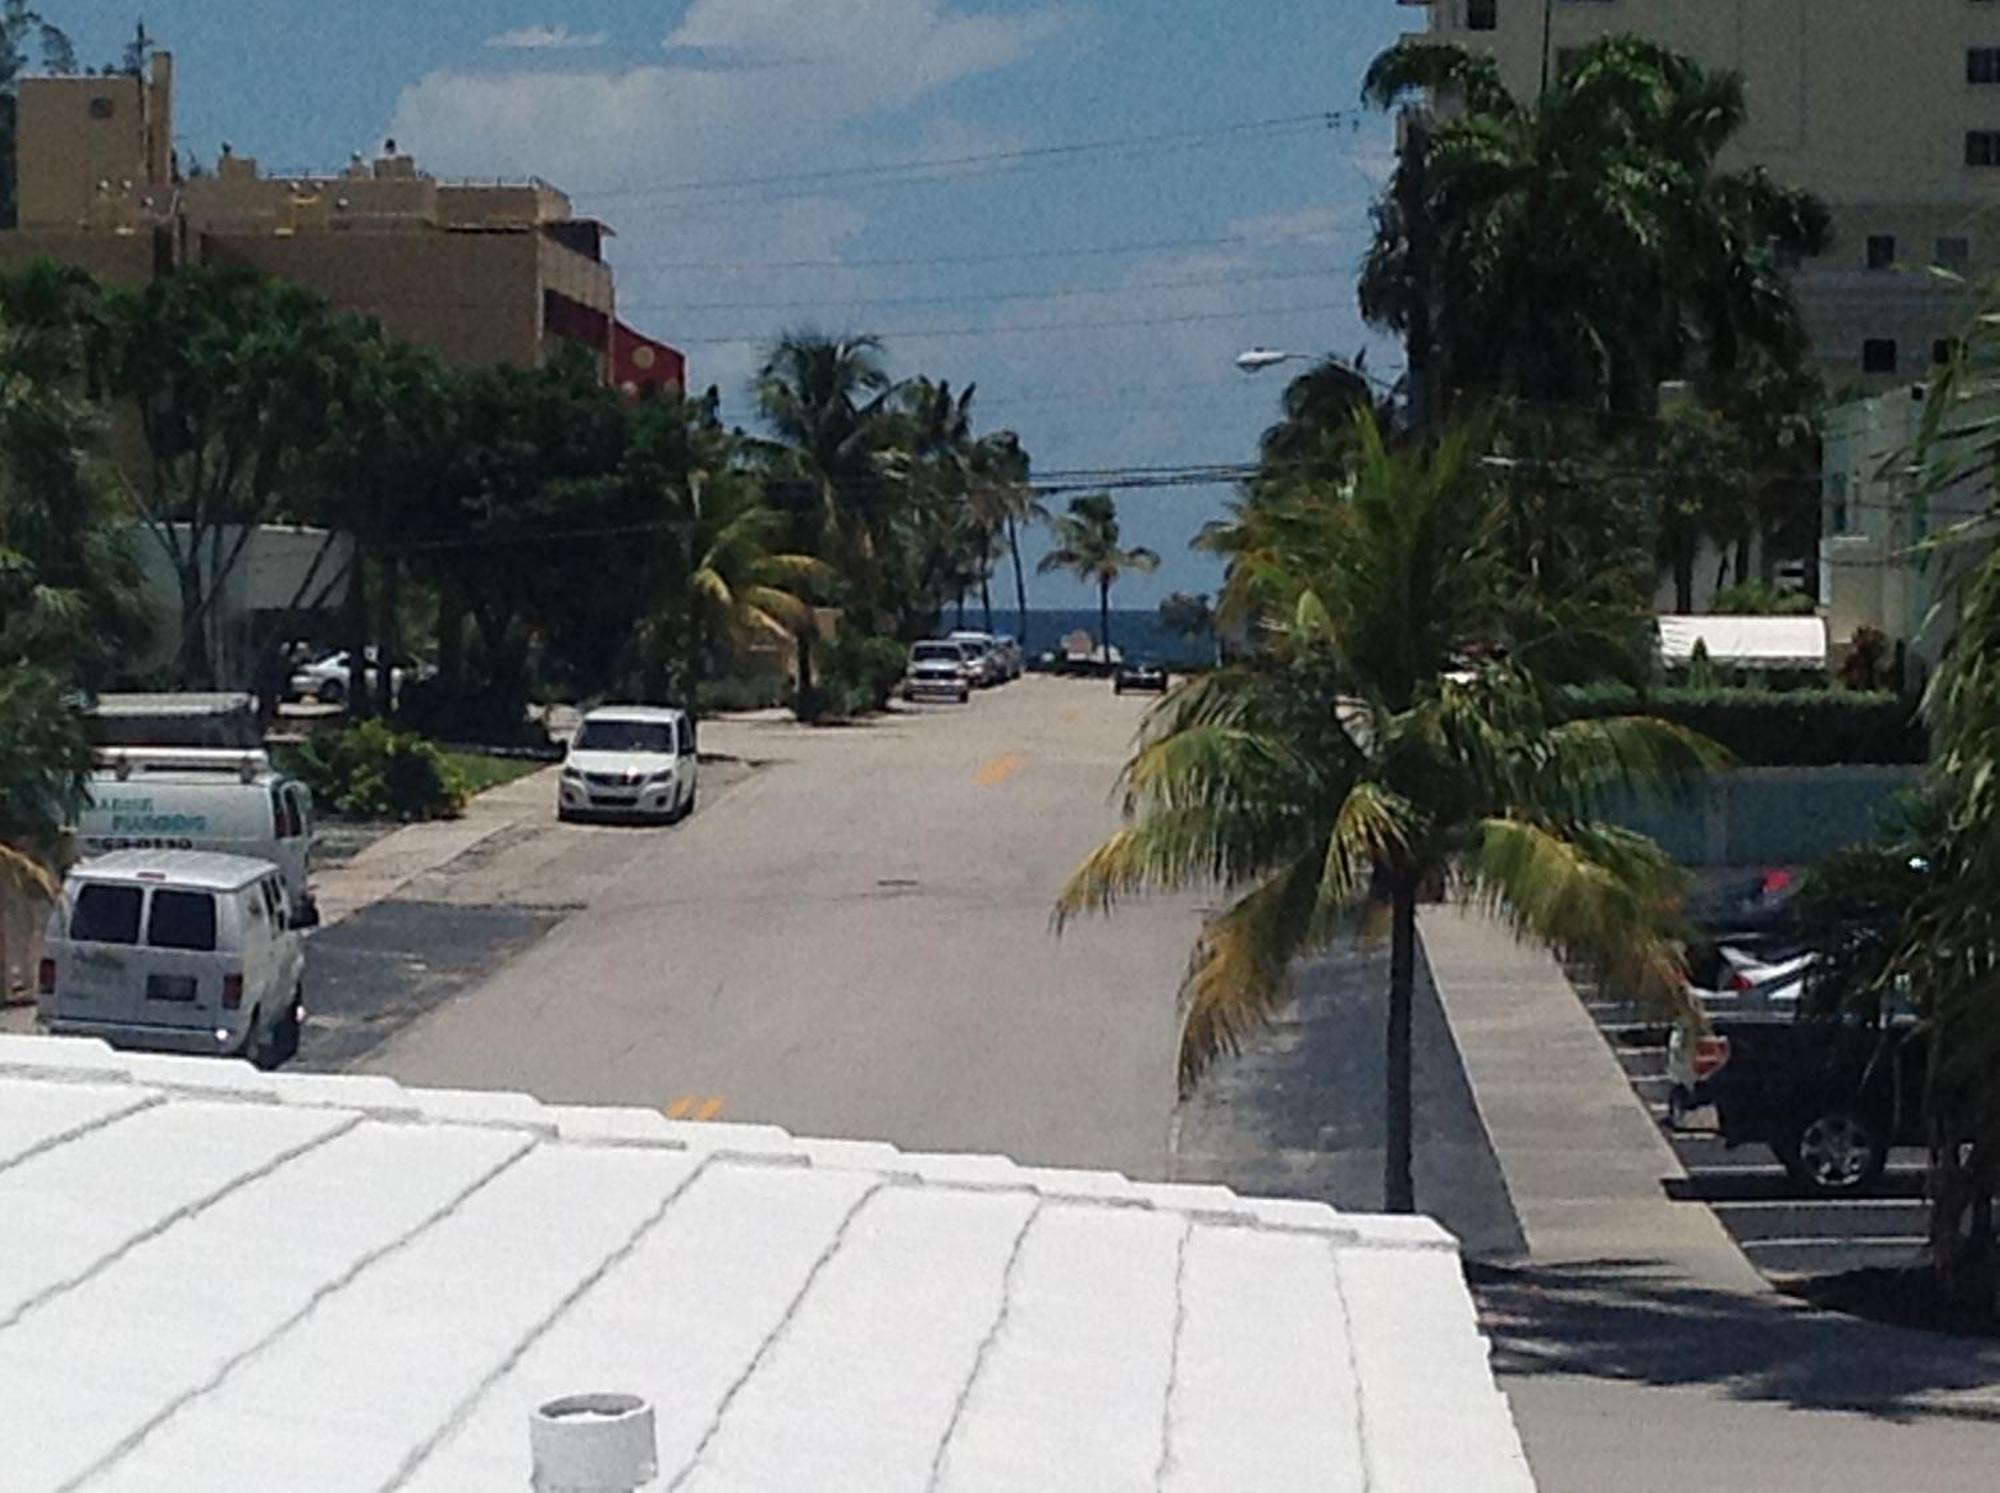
<box><xmin>530</xmin><ymin>1394</ymin><xmax>658</xmax><ymax>1492</ymax></box>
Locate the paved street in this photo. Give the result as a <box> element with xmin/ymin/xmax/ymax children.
<box><xmin>332</xmin><ymin>677</ymin><xmax>1204</xmax><ymax>1178</ymax></box>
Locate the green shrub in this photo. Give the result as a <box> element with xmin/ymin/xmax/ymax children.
<box><xmin>281</xmin><ymin>720</ymin><xmax>470</xmax><ymax>822</ymax></box>
<box><xmin>1556</xmin><ymin>685</ymin><xmax>1927</xmax><ymax>766</ymax></box>
<box><xmin>799</xmin><ymin>634</ymin><xmax>907</xmax><ymax>722</ymax></box>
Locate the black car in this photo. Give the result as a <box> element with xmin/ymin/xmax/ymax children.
<box><xmin>1675</xmin><ymin>1004</ymin><xmax>1925</xmax><ymax>1196</ymax></box>
<box><xmin>1112</xmin><ymin>660</ymin><xmax>1169</xmax><ymax>694</ymax></box>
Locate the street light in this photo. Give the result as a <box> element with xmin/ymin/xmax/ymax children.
<box><xmin>1234</xmin><ymin>347</ymin><xmax>1307</xmax><ymax>374</ymax></box>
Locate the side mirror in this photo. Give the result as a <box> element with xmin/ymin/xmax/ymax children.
<box><xmin>293</xmin><ymin>898</ymin><xmax>321</xmax><ymax>931</ymax></box>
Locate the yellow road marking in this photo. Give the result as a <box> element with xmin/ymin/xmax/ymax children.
<box><xmin>666</xmin><ymin>1095</ymin><xmax>727</xmax><ymax>1122</ymax></box>
<box><xmin>973</xmin><ymin>752</ymin><xmax>1027</xmax><ymax>788</ymax></box>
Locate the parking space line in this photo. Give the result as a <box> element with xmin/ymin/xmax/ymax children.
<box><xmin>1740</xmin><ymin>1234</ymin><xmax>1929</xmax><ymax>1250</ymax></box>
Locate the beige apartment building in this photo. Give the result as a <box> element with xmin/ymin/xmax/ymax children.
<box><xmin>0</xmin><ymin>52</ymin><xmax>630</xmax><ymax>374</ymax></box>
<box><xmin>1411</xmin><ymin>0</ymin><xmax>2000</xmax><ymax>391</ymax></box>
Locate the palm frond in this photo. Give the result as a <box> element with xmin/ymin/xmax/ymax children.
<box><xmin>1176</xmin><ymin>852</ymin><xmax>1331</xmax><ymax>1090</ymax></box>
<box><xmin>1466</xmin><ymin>815</ymin><xmax>1693</xmax><ymax>1023</ymax></box>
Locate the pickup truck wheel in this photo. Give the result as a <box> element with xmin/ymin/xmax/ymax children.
<box><xmin>1776</xmin><ymin>1109</ymin><xmax>1889</xmax><ymax>1195</ymax></box>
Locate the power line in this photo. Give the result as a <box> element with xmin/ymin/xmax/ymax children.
<box><xmin>617</xmin><ymin>231</ymin><xmax>1340</xmax><ymax>274</ymax></box>
<box><xmin>667</xmin><ymin>299</ymin><xmax>1355</xmax><ymax>347</ymax></box>
<box><xmin>627</xmin><ymin>266</ymin><xmax>1348</xmax><ymax>316</ymax></box>
<box><xmin>569</xmin><ymin>111</ymin><xmax>1358</xmax><ymax>205</ymax></box>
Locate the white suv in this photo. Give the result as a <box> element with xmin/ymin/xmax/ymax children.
<box><xmin>559</xmin><ymin>706</ymin><xmax>700</xmax><ymax>822</ymax></box>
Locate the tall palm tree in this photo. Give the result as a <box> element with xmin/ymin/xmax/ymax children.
<box><xmin>1037</xmin><ymin>493</ymin><xmax>1159</xmax><ymax>656</ymax></box>
<box><xmin>1057</xmin><ymin>412</ymin><xmax>1715</xmax><ymax>1213</ymax></box>
<box><xmin>753</xmin><ymin>331</ymin><xmax>899</xmax><ymax>634</ymax></box>
<box><xmin>967</xmin><ymin>430</ymin><xmax>1044</xmax><ymax>644</ymax></box>
<box><xmin>1360</xmin><ymin>36</ymin><xmax>1828</xmax><ymax>422</ymax></box>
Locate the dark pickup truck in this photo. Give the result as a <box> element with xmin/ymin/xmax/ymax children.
<box><xmin>1672</xmin><ymin>1005</ymin><xmax>1926</xmax><ymax>1196</ymax></box>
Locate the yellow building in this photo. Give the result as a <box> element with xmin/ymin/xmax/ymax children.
<box><xmin>1408</xmin><ymin>0</ymin><xmax>2000</xmax><ymax>390</ymax></box>
<box><xmin>2</xmin><ymin>52</ymin><xmax>622</xmax><ymax>374</ymax></box>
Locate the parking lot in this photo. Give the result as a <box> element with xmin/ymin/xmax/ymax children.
<box><xmin>1582</xmin><ymin>987</ymin><xmax>1930</xmax><ymax>1282</ymax></box>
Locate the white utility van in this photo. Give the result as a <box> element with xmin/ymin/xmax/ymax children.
<box><xmin>41</xmin><ymin>850</ymin><xmax>306</xmax><ymax>1068</ymax></box>
<box><xmin>76</xmin><ymin>749</ymin><xmax>319</xmax><ymax>926</ymax></box>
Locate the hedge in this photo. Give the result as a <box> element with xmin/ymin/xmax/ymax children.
<box><xmin>1555</xmin><ymin>686</ymin><xmax>1927</xmax><ymax>767</ymax></box>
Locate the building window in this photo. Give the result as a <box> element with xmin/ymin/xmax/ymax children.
<box><xmin>1937</xmin><ymin>235</ymin><xmax>1972</xmax><ymax>269</ymax></box>
<box><xmin>1866</xmin><ymin>234</ymin><xmax>1897</xmax><ymax>270</ymax></box>
<box><xmin>1968</xmin><ymin>130</ymin><xmax>2000</xmax><ymax>166</ymax></box>
<box><xmin>1971</xmin><ymin>48</ymin><xmax>2000</xmax><ymax>84</ymax></box>
<box><xmin>87</xmin><ymin>96</ymin><xmax>114</xmax><ymax>120</ymax></box>
<box><xmin>1467</xmin><ymin>0</ymin><xmax>1497</xmax><ymax>31</ymax></box>
<box><xmin>1934</xmin><ymin>337</ymin><xmax>1963</xmax><ymax>366</ymax></box>
<box><xmin>1862</xmin><ymin>339</ymin><xmax>1900</xmax><ymax>374</ymax></box>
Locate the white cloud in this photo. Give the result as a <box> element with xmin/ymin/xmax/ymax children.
<box><xmin>387</xmin><ymin>3</ymin><xmax>1071</xmax><ymax>396</ymax></box>
<box><xmin>483</xmin><ymin>25</ymin><xmax>609</xmax><ymax>51</ymax></box>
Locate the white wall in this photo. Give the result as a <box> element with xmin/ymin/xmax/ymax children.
<box><xmin>130</xmin><ymin>524</ymin><xmax>353</xmax><ymax>687</ymax></box>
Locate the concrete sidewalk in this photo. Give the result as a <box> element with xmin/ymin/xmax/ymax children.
<box><xmin>312</xmin><ymin>766</ymin><xmax>559</xmax><ymax>927</ymax></box>
<box><xmin>1422</xmin><ymin>906</ymin><xmax>2000</xmax><ymax>1491</ymax></box>
<box><xmin>1421</xmin><ymin>906</ymin><xmax>1763</xmax><ymax>1293</ymax></box>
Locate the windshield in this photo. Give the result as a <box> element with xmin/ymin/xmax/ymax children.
<box><xmin>912</xmin><ymin>644</ymin><xmax>963</xmax><ymax>663</ymax></box>
<box><xmin>574</xmin><ymin>720</ymin><xmax>676</xmax><ymax>754</ymax></box>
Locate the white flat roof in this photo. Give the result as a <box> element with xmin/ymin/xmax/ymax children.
<box><xmin>1658</xmin><ymin>614</ymin><xmax>1828</xmax><ymax>670</ymax></box>
<box><xmin>0</xmin><ymin>1035</ymin><xmax>1536</xmax><ymax>1492</ymax></box>
<box><xmin>581</xmin><ymin>705</ymin><xmax>687</xmax><ymax>722</ymax></box>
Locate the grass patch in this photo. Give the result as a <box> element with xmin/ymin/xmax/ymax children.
<box><xmin>443</xmin><ymin>751</ymin><xmax>546</xmax><ymax>796</ymax></box>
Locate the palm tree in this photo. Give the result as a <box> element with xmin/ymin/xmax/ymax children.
<box><xmin>674</xmin><ymin>466</ymin><xmax>830</xmax><ymax>693</ymax></box>
<box><xmin>967</xmin><ymin>430</ymin><xmax>1044</xmax><ymax>645</ymax></box>
<box><xmin>1360</xmin><ymin>37</ymin><xmax>1828</xmax><ymax>423</ymax></box>
<box><xmin>1037</xmin><ymin>493</ymin><xmax>1159</xmax><ymax>657</ymax></box>
<box><xmin>1057</xmin><ymin>412</ymin><xmax>1715</xmax><ymax>1213</ymax></box>
<box><xmin>753</xmin><ymin>331</ymin><xmax>899</xmax><ymax>634</ymax></box>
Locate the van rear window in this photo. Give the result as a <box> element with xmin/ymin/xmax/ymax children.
<box><xmin>146</xmin><ymin>890</ymin><xmax>218</xmax><ymax>952</ymax></box>
<box><xmin>71</xmin><ymin>884</ymin><xmax>142</xmax><ymax>945</ymax></box>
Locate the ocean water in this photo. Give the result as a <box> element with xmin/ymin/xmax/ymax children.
<box><xmin>935</xmin><ymin>607</ymin><xmax>1211</xmax><ymax>666</ymax></box>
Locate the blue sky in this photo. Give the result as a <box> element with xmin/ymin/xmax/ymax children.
<box><xmin>59</xmin><ymin>3</ymin><xmax>1408</xmax><ymax>607</ymax></box>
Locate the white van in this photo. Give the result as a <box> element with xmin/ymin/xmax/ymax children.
<box><xmin>76</xmin><ymin>749</ymin><xmax>319</xmax><ymax>927</ymax></box>
<box><xmin>41</xmin><ymin>850</ymin><xmax>307</xmax><ymax>1068</ymax></box>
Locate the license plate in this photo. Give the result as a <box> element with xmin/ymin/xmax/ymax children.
<box><xmin>145</xmin><ymin>974</ymin><xmax>197</xmax><ymax>1003</ymax></box>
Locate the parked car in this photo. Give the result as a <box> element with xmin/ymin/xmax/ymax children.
<box><xmin>906</xmin><ymin>641</ymin><xmax>975</xmax><ymax>703</ymax></box>
<box><xmin>1113</xmin><ymin>659</ymin><xmax>1170</xmax><ymax>694</ymax></box>
<box><xmin>558</xmin><ymin>706</ymin><xmax>699</xmax><ymax>823</ymax></box>
<box><xmin>287</xmin><ymin>648</ymin><xmax>428</xmax><ymax>706</ymax></box>
<box><xmin>40</xmin><ymin>850</ymin><xmax>306</xmax><ymax>1069</ymax></box>
<box><xmin>1668</xmin><ymin>1002</ymin><xmax>1925</xmax><ymax>1195</ymax></box>
<box><xmin>78</xmin><ymin>748</ymin><xmax>319</xmax><ymax>927</ymax></box>
<box><xmin>948</xmin><ymin>631</ymin><xmax>1007</xmax><ymax>687</ymax></box>
<box><xmin>990</xmin><ymin>635</ymin><xmax>1025</xmax><ymax>679</ymax></box>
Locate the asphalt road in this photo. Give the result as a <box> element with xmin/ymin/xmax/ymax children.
<box><xmin>347</xmin><ymin>677</ymin><xmax>1206</xmax><ymax>1179</ymax></box>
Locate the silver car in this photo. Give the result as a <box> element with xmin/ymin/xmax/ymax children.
<box><xmin>905</xmin><ymin>641</ymin><xmax>974</xmax><ymax>702</ymax></box>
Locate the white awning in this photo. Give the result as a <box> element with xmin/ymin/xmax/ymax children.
<box><xmin>1658</xmin><ymin>614</ymin><xmax>1828</xmax><ymax>670</ymax></box>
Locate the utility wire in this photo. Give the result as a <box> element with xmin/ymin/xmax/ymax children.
<box><xmin>568</xmin><ymin>111</ymin><xmax>1358</xmax><ymax>205</ymax></box>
